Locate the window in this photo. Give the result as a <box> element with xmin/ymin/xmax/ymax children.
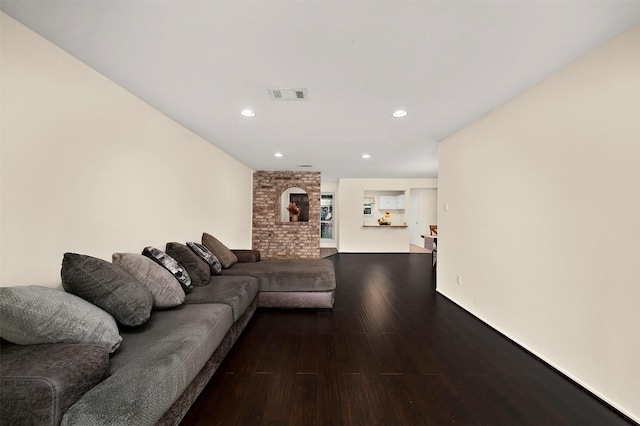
<box><xmin>321</xmin><ymin>193</ymin><xmax>334</xmax><ymax>240</ymax></box>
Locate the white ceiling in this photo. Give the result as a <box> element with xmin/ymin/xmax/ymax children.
<box><xmin>2</xmin><ymin>1</ymin><xmax>639</xmax><ymax>182</ymax></box>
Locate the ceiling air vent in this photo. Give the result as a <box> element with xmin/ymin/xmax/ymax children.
<box><xmin>297</xmin><ymin>164</ymin><xmax>313</xmax><ymax>168</ymax></box>
<box><xmin>268</xmin><ymin>88</ymin><xmax>308</xmax><ymax>101</ymax></box>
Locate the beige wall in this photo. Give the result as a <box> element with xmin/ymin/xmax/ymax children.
<box><xmin>438</xmin><ymin>25</ymin><xmax>640</xmax><ymax>421</ymax></box>
<box><xmin>337</xmin><ymin>178</ymin><xmax>437</xmax><ymax>252</ymax></box>
<box><xmin>0</xmin><ymin>13</ymin><xmax>254</xmax><ymax>288</ymax></box>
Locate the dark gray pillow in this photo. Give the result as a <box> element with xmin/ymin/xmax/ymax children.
<box><xmin>61</xmin><ymin>253</ymin><xmax>153</xmax><ymax>327</ymax></box>
<box><xmin>0</xmin><ymin>285</ymin><xmax>122</xmax><ymax>353</ymax></box>
<box><xmin>142</xmin><ymin>246</ymin><xmax>193</xmax><ymax>293</ymax></box>
<box><xmin>112</xmin><ymin>253</ymin><xmax>185</xmax><ymax>309</ymax></box>
<box><xmin>201</xmin><ymin>233</ymin><xmax>238</xmax><ymax>269</ymax></box>
<box><xmin>165</xmin><ymin>242</ymin><xmax>210</xmax><ymax>286</ymax></box>
<box><xmin>187</xmin><ymin>241</ymin><xmax>222</xmax><ymax>275</ymax></box>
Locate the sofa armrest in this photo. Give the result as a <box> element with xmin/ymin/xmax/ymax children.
<box><xmin>232</xmin><ymin>249</ymin><xmax>261</xmax><ymax>263</ymax></box>
<box><xmin>0</xmin><ymin>339</ymin><xmax>109</xmax><ymax>426</ymax></box>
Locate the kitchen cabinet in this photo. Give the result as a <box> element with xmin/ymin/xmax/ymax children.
<box><xmin>378</xmin><ymin>196</ymin><xmax>395</xmax><ymax>210</ymax></box>
<box><xmin>379</xmin><ymin>194</ymin><xmax>405</xmax><ymax>210</ymax></box>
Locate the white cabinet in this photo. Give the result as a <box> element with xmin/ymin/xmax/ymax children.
<box><xmin>378</xmin><ymin>196</ymin><xmax>395</xmax><ymax>210</ymax></box>
<box><xmin>379</xmin><ymin>194</ymin><xmax>405</xmax><ymax>210</ymax></box>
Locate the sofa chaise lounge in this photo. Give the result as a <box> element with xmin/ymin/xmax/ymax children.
<box><xmin>203</xmin><ymin>232</ymin><xmax>336</xmax><ymax>309</ymax></box>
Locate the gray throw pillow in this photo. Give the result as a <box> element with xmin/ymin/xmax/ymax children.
<box><xmin>187</xmin><ymin>241</ymin><xmax>222</xmax><ymax>275</ymax></box>
<box><xmin>201</xmin><ymin>233</ymin><xmax>238</xmax><ymax>269</ymax></box>
<box><xmin>112</xmin><ymin>253</ymin><xmax>185</xmax><ymax>309</ymax></box>
<box><xmin>0</xmin><ymin>286</ymin><xmax>122</xmax><ymax>353</ymax></box>
<box><xmin>61</xmin><ymin>253</ymin><xmax>153</xmax><ymax>327</ymax></box>
<box><xmin>142</xmin><ymin>246</ymin><xmax>193</xmax><ymax>293</ymax></box>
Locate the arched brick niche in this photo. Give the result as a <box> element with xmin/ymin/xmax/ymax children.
<box><xmin>252</xmin><ymin>171</ymin><xmax>320</xmax><ymax>259</ymax></box>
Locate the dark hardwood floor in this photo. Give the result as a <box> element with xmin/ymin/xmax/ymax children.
<box><xmin>181</xmin><ymin>253</ymin><xmax>632</xmax><ymax>425</ymax></box>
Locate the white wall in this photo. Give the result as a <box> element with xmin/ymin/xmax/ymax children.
<box><xmin>337</xmin><ymin>178</ymin><xmax>437</xmax><ymax>252</ymax></box>
<box><xmin>0</xmin><ymin>13</ymin><xmax>254</xmax><ymax>288</ymax></box>
<box><xmin>438</xmin><ymin>25</ymin><xmax>640</xmax><ymax>422</ymax></box>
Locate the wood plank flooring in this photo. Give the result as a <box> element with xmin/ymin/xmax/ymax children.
<box><xmin>181</xmin><ymin>253</ymin><xmax>633</xmax><ymax>425</ymax></box>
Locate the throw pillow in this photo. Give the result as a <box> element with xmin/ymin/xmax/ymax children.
<box><xmin>201</xmin><ymin>233</ymin><xmax>238</xmax><ymax>269</ymax></box>
<box><xmin>187</xmin><ymin>241</ymin><xmax>222</xmax><ymax>275</ymax></box>
<box><xmin>165</xmin><ymin>242</ymin><xmax>210</xmax><ymax>286</ymax></box>
<box><xmin>61</xmin><ymin>253</ymin><xmax>153</xmax><ymax>327</ymax></box>
<box><xmin>142</xmin><ymin>246</ymin><xmax>193</xmax><ymax>293</ymax></box>
<box><xmin>0</xmin><ymin>286</ymin><xmax>122</xmax><ymax>353</ymax></box>
<box><xmin>112</xmin><ymin>253</ymin><xmax>185</xmax><ymax>309</ymax></box>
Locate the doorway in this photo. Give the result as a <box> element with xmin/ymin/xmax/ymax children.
<box><xmin>409</xmin><ymin>188</ymin><xmax>438</xmax><ymax>248</ymax></box>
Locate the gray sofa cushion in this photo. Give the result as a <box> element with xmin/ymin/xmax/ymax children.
<box><xmin>0</xmin><ymin>286</ymin><xmax>122</xmax><ymax>353</ymax></box>
<box><xmin>61</xmin><ymin>253</ymin><xmax>153</xmax><ymax>327</ymax></box>
<box><xmin>61</xmin><ymin>304</ymin><xmax>233</xmax><ymax>426</ymax></box>
<box><xmin>112</xmin><ymin>253</ymin><xmax>185</xmax><ymax>309</ymax></box>
<box><xmin>142</xmin><ymin>246</ymin><xmax>193</xmax><ymax>293</ymax></box>
<box><xmin>165</xmin><ymin>242</ymin><xmax>210</xmax><ymax>287</ymax></box>
<box><xmin>187</xmin><ymin>241</ymin><xmax>222</xmax><ymax>275</ymax></box>
<box><xmin>0</xmin><ymin>341</ymin><xmax>109</xmax><ymax>426</ymax></box>
<box><xmin>201</xmin><ymin>233</ymin><xmax>238</xmax><ymax>268</ymax></box>
<box><xmin>222</xmin><ymin>258</ymin><xmax>336</xmax><ymax>292</ymax></box>
<box><xmin>184</xmin><ymin>276</ymin><xmax>259</xmax><ymax>321</ymax></box>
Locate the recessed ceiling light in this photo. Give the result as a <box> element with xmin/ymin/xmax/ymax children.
<box><xmin>274</xmin><ymin>153</ymin><xmax>283</xmax><ymax>158</ymax></box>
<box><xmin>392</xmin><ymin>110</ymin><xmax>407</xmax><ymax>118</ymax></box>
<box><xmin>241</xmin><ymin>109</ymin><xmax>256</xmax><ymax>117</ymax></box>
<box><xmin>362</xmin><ymin>154</ymin><xmax>371</xmax><ymax>159</ymax></box>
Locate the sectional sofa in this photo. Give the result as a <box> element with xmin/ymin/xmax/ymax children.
<box><xmin>0</xmin><ymin>233</ymin><xmax>336</xmax><ymax>425</ymax></box>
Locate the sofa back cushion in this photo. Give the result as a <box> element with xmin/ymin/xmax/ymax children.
<box><xmin>61</xmin><ymin>253</ymin><xmax>153</xmax><ymax>327</ymax></box>
<box><xmin>165</xmin><ymin>242</ymin><xmax>210</xmax><ymax>286</ymax></box>
<box><xmin>112</xmin><ymin>253</ymin><xmax>185</xmax><ymax>309</ymax></box>
<box><xmin>0</xmin><ymin>285</ymin><xmax>122</xmax><ymax>353</ymax></box>
<box><xmin>202</xmin><ymin>233</ymin><xmax>238</xmax><ymax>269</ymax></box>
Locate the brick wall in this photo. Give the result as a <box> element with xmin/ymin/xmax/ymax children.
<box><xmin>252</xmin><ymin>171</ymin><xmax>321</xmax><ymax>259</ymax></box>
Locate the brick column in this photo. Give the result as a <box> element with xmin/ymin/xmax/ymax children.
<box><xmin>252</xmin><ymin>171</ymin><xmax>321</xmax><ymax>259</ymax></box>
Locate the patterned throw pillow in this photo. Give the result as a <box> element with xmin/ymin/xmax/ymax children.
<box><xmin>142</xmin><ymin>246</ymin><xmax>193</xmax><ymax>293</ymax></box>
<box><xmin>187</xmin><ymin>241</ymin><xmax>222</xmax><ymax>275</ymax></box>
